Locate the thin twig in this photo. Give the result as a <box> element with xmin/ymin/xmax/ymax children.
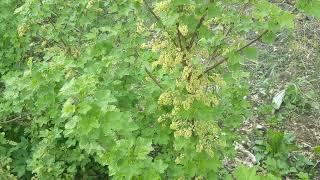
<box><xmin>311</xmin><ymin>160</ymin><xmax>320</xmax><ymax>170</ymax></box>
<box><xmin>199</xmin><ymin>30</ymin><xmax>268</xmax><ymax>78</ymax></box>
<box><xmin>145</xmin><ymin>67</ymin><xmax>163</xmax><ymax>89</ymax></box>
<box><xmin>208</xmin><ymin>46</ymin><xmax>221</xmax><ymax>63</ymax></box>
<box><xmin>187</xmin><ymin>9</ymin><xmax>208</xmax><ymax>50</ymax></box>
<box><xmin>48</xmin><ymin>21</ymin><xmax>71</xmax><ymax>53</ymax></box>
<box><xmin>0</xmin><ymin>115</ymin><xmax>29</xmax><ymax>124</ymax></box>
<box><xmin>176</xmin><ymin>23</ymin><xmax>183</xmax><ymax>50</ymax></box>
<box><xmin>237</xmin><ymin>30</ymin><xmax>268</xmax><ymax>52</ymax></box>
<box><xmin>39</xmin><ymin>1</ymin><xmax>70</xmax><ymax>53</ymax></box>
<box><xmin>143</xmin><ymin>0</ymin><xmax>161</xmax><ymax>22</ymax></box>
<box><xmin>208</xmin><ymin>25</ymin><xmax>233</xmax><ymax>62</ymax></box>
<box><xmin>224</xmin><ymin>25</ymin><xmax>233</xmax><ymax>37</ymax></box>
<box><xmin>143</xmin><ymin>1</ymin><xmax>177</xmax><ymax>46</ymax></box>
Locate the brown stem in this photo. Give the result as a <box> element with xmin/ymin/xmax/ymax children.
<box><xmin>224</xmin><ymin>25</ymin><xmax>233</xmax><ymax>37</ymax></box>
<box><xmin>199</xmin><ymin>30</ymin><xmax>268</xmax><ymax>78</ymax></box>
<box><xmin>208</xmin><ymin>25</ymin><xmax>233</xmax><ymax>62</ymax></box>
<box><xmin>145</xmin><ymin>67</ymin><xmax>163</xmax><ymax>89</ymax></box>
<box><xmin>236</xmin><ymin>30</ymin><xmax>268</xmax><ymax>52</ymax></box>
<box><xmin>143</xmin><ymin>0</ymin><xmax>161</xmax><ymax>22</ymax></box>
<box><xmin>48</xmin><ymin>21</ymin><xmax>71</xmax><ymax>53</ymax></box>
<box><xmin>0</xmin><ymin>115</ymin><xmax>29</xmax><ymax>124</ymax></box>
<box><xmin>143</xmin><ymin>1</ymin><xmax>177</xmax><ymax>46</ymax></box>
<box><xmin>181</xmin><ymin>53</ymin><xmax>187</xmax><ymax>67</ymax></box>
<box><xmin>187</xmin><ymin>9</ymin><xmax>208</xmax><ymax>50</ymax></box>
<box><xmin>176</xmin><ymin>23</ymin><xmax>183</xmax><ymax>50</ymax></box>
<box><xmin>208</xmin><ymin>45</ymin><xmax>221</xmax><ymax>61</ymax></box>
<box><xmin>39</xmin><ymin>1</ymin><xmax>71</xmax><ymax>53</ymax></box>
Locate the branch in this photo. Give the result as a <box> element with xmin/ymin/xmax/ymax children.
<box><xmin>224</xmin><ymin>25</ymin><xmax>233</xmax><ymax>37</ymax></box>
<box><xmin>0</xmin><ymin>115</ymin><xmax>29</xmax><ymax>124</ymax></box>
<box><xmin>208</xmin><ymin>25</ymin><xmax>233</xmax><ymax>62</ymax></box>
<box><xmin>208</xmin><ymin>45</ymin><xmax>222</xmax><ymax>62</ymax></box>
<box><xmin>144</xmin><ymin>67</ymin><xmax>163</xmax><ymax>89</ymax></box>
<box><xmin>199</xmin><ymin>30</ymin><xmax>268</xmax><ymax>78</ymax></box>
<box><xmin>236</xmin><ymin>30</ymin><xmax>268</xmax><ymax>52</ymax></box>
<box><xmin>143</xmin><ymin>1</ymin><xmax>177</xmax><ymax>46</ymax></box>
<box><xmin>143</xmin><ymin>0</ymin><xmax>161</xmax><ymax>22</ymax></box>
<box><xmin>176</xmin><ymin>23</ymin><xmax>183</xmax><ymax>50</ymax></box>
<box><xmin>187</xmin><ymin>9</ymin><xmax>208</xmax><ymax>50</ymax></box>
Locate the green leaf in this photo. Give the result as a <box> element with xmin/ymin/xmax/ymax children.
<box><xmin>234</xmin><ymin>165</ymin><xmax>259</xmax><ymax>180</ymax></box>
<box><xmin>102</xmin><ymin>111</ymin><xmax>139</xmax><ymax>133</ymax></box>
<box><xmin>278</xmin><ymin>13</ymin><xmax>295</xmax><ymax>29</ymax></box>
<box><xmin>95</xmin><ymin>90</ymin><xmax>117</xmax><ymax>112</ymax></box>
<box><xmin>243</xmin><ymin>47</ymin><xmax>257</xmax><ymax>59</ymax></box>
<box><xmin>208</xmin><ymin>3</ymin><xmax>221</xmax><ymax>18</ymax></box>
<box><xmin>65</xmin><ymin>116</ymin><xmax>79</xmax><ymax>130</ymax></box>
<box><xmin>152</xmin><ymin>159</ymin><xmax>168</xmax><ymax>173</ymax></box>
<box><xmin>314</xmin><ymin>146</ymin><xmax>320</xmax><ymax>154</ymax></box>
<box><xmin>297</xmin><ymin>172</ymin><xmax>309</xmax><ymax>180</ymax></box>
<box><xmin>297</xmin><ymin>0</ymin><xmax>320</xmax><ymax>18</ymax></box>
<box><xmin>262</xmin><ymin>31</ymin><xmax>276</xmax><ymax>44</ymax></box>
<box><xmin>134</xmin><ymin>137</ymin><xmax>153</xmax><ymax>160</ymax></box>
<box><xmin>90</xmin><ymin>40</ymin><xmax>113</xmax><ymax>56</ymax></box>
<box><xmin>77</xmin><ymin>103</ymin><xmax>92</xmax><ymax>114</ymax></box>
<box><xmin>229</xmin><ymin>52</ymin><xmax>244</xmax><ymax>65</ymax></box>
<box><xmin>172</xmin><ymin>0</ymin><xmax>189</xmax><ymax>5</ymax></box>
<box><xmin>62</xmin><ymin>98</ymin><xmax>76</xmax><ymax>118</ymax></box>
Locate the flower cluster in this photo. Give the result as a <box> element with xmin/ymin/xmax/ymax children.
<box><xmin>154</xmin><ymin>42</ymin><xmax>222</xmax><ymax>158</ymax></box>
<box><xmin>158</xmin><ymin>91</ymin><xmax>173</xmax><ymax>106</ymax></box>
<box><xmin>154</xmin><ymin>0</ymin><xmax>171</xmax><ymax>15</ymax></box>
<box><xmin>203</xmin><ymin>18</ymin><xmax>214</xmax><ymax>29</ymax></box>
<box><xmin>178</xmin><ymin>24</ymin><xmax>188</xmax><ymax>36</ymax></box>
<box><xmin>136</xmin><ymin>19</ymin><xmax>145</xmax><ymax>33</ymax></box>
<box><xmin>158</xmin><ymin>51</ymin><xmax>174</xmax><ymax>70</ymax></box>
<box><xmin>17</xmin><ymin>23</ymin><xmax>28</xmax><ymax>37</ymax></box>
<box><xmin>151</xmin><ymin>38</ymin><xmax>168</xmax><ymax>52</ymax></box>
<box><xmin>152</xmin><ymin>47</ymin><xmax>185</xmax><ymax>71</ymax></box>
<box><xmin>86</xmin><ymin>0</ymin><xmax>97</xmax><ymax>9</ymax></box>
<box><xmin>182</xmin><ymin>68</ymin><xmax>219</xmax><ymax>106</ymax></box>
<box><xmin>170</xmin><ymin>120</ymin><xmax>193</xmax><ymax>138</ymax></box>
<box><xmin>195</xmin><ymin>176</ymin><xmax>204</xmax><ymax>180</ymax></box>
<box><xmin>194</xmin><ymin>121</ymin><xmax>220</xmax><ymax>157</ymax></box>
<box><xmin>184</xmin><ymin>5</ymin><xmax>196</xmax><ymax>13</ymax></box>
<box><xmin>210</xmin><ymin>73</ymin><xmax>226</xmax><ymax>86</ymax></box>
<box><xmin>174</xmin><ymin>153</ymin><xmax>185</xmax><ymax>164</ymax></box>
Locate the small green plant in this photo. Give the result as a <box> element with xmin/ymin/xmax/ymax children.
<box><xmin>284</xmin><ymin>83</ymin><xmax>316</xmax><ymax>113</ymax></box>
<box><xmin>257</xmin><ymin>103</ymin><xmax>285</xmax><ymax>125</ymax></box>
<box><xmin>252</xmin><ymin>130</ymin><xmax>314</xmax><ymax>178</ymax></box>
<box><xmin>232</xmin><ymin>165</ymin><xmax>280</xmax><ymax>180</ymax></box>
<box><xmin>314</xmin><ymin>146</ymin><xmax>320</xmax><ymax>155</ymax></box>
